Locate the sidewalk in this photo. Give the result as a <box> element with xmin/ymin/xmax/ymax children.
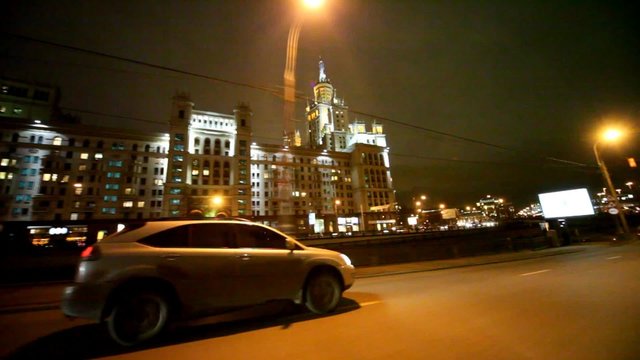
<box><xmin>0</xmin><ymin>244</ymin><xmax>593</xmax><ymax>314</ymax></box>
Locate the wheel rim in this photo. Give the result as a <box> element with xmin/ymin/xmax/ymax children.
<box><xmin>309</xmin><ymin>276</ymin><xmax>338</xmax><ymax>311</ymax></box>
<box><xmin>111</xmin><ymin>295</ymin><xmax>166</xmax><ymax>344</ymax></box>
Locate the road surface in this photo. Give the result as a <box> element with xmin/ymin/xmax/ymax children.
<box><xmin>2</xmin><ymin>242</ymin><xmax>639</xmax><ymax>359</ymax></box>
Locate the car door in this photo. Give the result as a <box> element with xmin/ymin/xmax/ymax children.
<box><xmin>146</xmin><ymin>223</ymin><xmax>238</xmax><ymax>312</ymax></box>
<box><xmin>181</xmin><ymin>222</ymin><xmax>242</xmax><ymax>310</ymax></box>
<box><xmin>230</xmin><ymin>224</ymin><xmax>306</xmax><ymax>305</ymax></box>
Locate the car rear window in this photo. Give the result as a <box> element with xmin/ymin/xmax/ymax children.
<box><xmin>138</xmin><ymin>225</ymin><xmax>189</xmax><ymax>248</ymax></box>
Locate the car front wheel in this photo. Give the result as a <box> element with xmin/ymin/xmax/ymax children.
<box><xmin>304</xmin><ymin>272</ymin><xmax>342</xmax><ymax>314</ymax></box>
<box><xmin>106</xmin><ymin>291</ymin><xmax>169</xmax><ymax>346</ymax></box>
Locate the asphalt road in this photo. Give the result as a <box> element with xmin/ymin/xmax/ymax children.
<box><xmin>2</xmin><ymin>242</ymin><xmax>639</xmax><ymax>359</ymax></box>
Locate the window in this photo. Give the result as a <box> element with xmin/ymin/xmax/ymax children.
<box><xmin>139</xmin><ymin>225</ymin><xmax>189</xmax><ymax>248</ymax></box>
<box><xmin>234</xmin><ymin>225</ymin><xmax>287</xmax><ymax>249</ymax></box>
<box><xmin>190</xmin><ymin>224</ymin><xmax>233</xmax><ymax>248</ymax></box>
<box><xmin>53</xmin><ymin>137</ymin><xmax>62</xmax><ymax>146</ymax></box>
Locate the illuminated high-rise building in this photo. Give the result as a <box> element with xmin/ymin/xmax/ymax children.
<box><xmin>1</xmin><ymin>63</ymin><xmax>397</xmax><ymax>237</ymax></box>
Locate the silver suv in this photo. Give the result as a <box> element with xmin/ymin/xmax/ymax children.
<box><xmin>61</xmin><ymin>219</ymin><xmax>355</xmax><ymax>346</ymax></box>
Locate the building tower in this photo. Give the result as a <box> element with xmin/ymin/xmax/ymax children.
<box><xmin>233</xmin><ymin>102</ymin><xmax>252</xmax><ymax>216</ymax></box>
<box><xmin>163</xmin><ymin>92</ymin><xmax>193</xmax><ymax>217</ymax></box>
<box><xmin>306</xmin><ymin>59</ymin><xmax>349</xmax><ymax>150</ymax></box>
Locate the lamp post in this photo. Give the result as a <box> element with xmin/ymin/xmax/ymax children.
<box><xmin>593</xmin><ymin>129</ymin><xmax>630</xmax><ymax>234</ymax></box>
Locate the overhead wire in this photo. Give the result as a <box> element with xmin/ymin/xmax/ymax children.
<box><xmin>3</xmin><ymin>31</ymin><xmax>589</xmax><ymax>167</ymax></box>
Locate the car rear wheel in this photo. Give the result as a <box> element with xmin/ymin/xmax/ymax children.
<box><xmin>106</xmin><ymin>291</ymin><xmax>169</xmax><ymax>346</ymax></box>
<box><xmin>304</xmin><ymin>272</ymin><xmax>342</xmax><ymax>314</ymax></box>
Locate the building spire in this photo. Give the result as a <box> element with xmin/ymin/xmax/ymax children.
<box><xmin>319</xmin><ymin>57</ymin><xmax>328</xmax><ymax>83</ymax></box>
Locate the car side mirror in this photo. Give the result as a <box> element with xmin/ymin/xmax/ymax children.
<box><xmin>285</xmin><ymin>238</ymin><xmax>296</xmax><ymax>251</ymax></box>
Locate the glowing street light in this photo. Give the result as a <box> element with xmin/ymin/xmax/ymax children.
<box><xmin>303</xmin><ymin>0</ymin><xmax>324</xmax><ymax>9</ymax></box>
<box><xmin>211</xmin><ymin>195</ymin><xmax>223</xmax><ymax>207</ymax></box>
<box><xmin>593</xmin><ymin>127</ymin><xmax>630</xmax><ymax>234</ymax></box>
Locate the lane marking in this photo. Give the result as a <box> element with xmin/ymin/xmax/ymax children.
<box><xmin>607</xmin><ymin>256</ymin><xmax>622</xmax><ymax>260</ymax></box>
<box><xmin>359</xmin><ymin>300</ymin><xmax>382</xmax><ymax>307</ymax></box>
<box><xmin>520</xmin><ymin>269</ymin><xmax>550</xmax><ymax>277</ymax></box>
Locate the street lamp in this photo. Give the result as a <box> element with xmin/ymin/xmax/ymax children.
<box><xmin>593</xmin><ymin>128</ymin><xmax>630</xmax><ymax>234</ymax></box>
<box><xmin>207</xmin><ymin>195</ymin><xmax>225</xmax><ymax>217</ymax></box>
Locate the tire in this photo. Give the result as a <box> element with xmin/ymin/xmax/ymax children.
<box><xmin>106</xmin><ymin>291</ymin><xmax>169</xmax><ymax>346</ymax></box>
<box><xmin>304</xmin><ymin>272</ymin><xmax>342</xmax><ymax>314</ymax></box>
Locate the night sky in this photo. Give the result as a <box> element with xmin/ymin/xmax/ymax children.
<box><xmin>2</xmin><ymin>0</ymin><xmax>639</xmax><ymax>209</ymax></box>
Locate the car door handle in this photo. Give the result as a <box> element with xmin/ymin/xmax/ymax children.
<box><xmin>162</xmin><ymin>254</ymin><xmax>181</xmax><ymax>261</ymax></box>
<box><xmin>237</xmin><ymin>253</ymin><xmax>251</xmax><ymax>261</ymax></box>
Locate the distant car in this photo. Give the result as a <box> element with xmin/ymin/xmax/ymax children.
<box><xmin>61</xmin><ymin>219</ymin><xmax>355</xmax><ymax>346</ymax></box>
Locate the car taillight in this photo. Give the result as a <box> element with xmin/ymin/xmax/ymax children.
<box><xmin>81</xmin><ymin>245</ymin><xmax>101</xmax><ymax>261</ymax></box>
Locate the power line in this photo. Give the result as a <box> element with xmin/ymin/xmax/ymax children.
<box><xmin>4</xmin><ymin>32</ymin><xmax>588</xmax><ymax>167</ymax></box>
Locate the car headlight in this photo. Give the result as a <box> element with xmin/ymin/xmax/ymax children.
<box><xmin>340</xmin><ymin>253</ymin><xmax>352</xmax><ymax>267</ymax></box>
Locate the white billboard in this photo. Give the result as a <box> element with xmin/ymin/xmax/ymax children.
<box><xmin>538</xmin><ymin>188</ymin><xmax>595</xmax><ymax>219</ymax></box>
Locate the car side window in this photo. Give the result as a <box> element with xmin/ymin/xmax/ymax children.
<box><xmin>138</xmin><ymin>225</ymin><xmax>189</xmax><ymax>248</ymax></box>
<box><xmin>190</xmin><ymin>223</ymin><xmax>233</xmax><ymax>248</ymax></box>
<box><xmin>234</xmin><ymin>224</ymin><xmax>287</xmax><ymax>249</ymax></box>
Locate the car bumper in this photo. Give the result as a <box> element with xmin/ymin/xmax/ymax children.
<box><xmin>342</xmin><ymin>265</ymin><xmax>356</xmax><ymax>290</ymax></box>
<box><xmin>61</xmin><ymin>283</ymin><xmax>110</xmax><ymax>321</ymax></box>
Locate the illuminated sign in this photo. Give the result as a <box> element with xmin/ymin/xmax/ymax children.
<box><xmin>538</xmin><ymin>188</ymin><xmax>595</xmax><ymax>218</ymax></box>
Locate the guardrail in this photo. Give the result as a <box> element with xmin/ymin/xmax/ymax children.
<box><xmin>299</xmin><ymin>228</ymin><xmax>493</xmax><ymax>247</ymax></box>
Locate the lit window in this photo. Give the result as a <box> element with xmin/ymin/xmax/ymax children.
<box><xmin>203</xmin><ymin>169</ymin><xmax>210</xmax><ymax>176</ymax></box>
<box><xmin>94</xmin><ymin>153</ymin><xmax>103</xmax><ymax>160</ymax></box>
<box><xmin>53</xmin><ymin>137</ymin><xmax>62</xmax><ymax>146</ymax></box>
<box><xmin>137</xmin><ymin>201</ymin><xmax>145</xmax><ymax>208</ymax></box>
<box><xmin>43</xmin><ymin>173</ymin><xmax>52</xmax><ymax>181</ymax></box>
<box><xmin>61</xmin><ymin>175</ymin><xmax>69</xmax><ymax>183</ymax></box>
<box><xmin>78</xmin><ymin>164</ymin><xmax>87</xmax><ymax>171</ymax></box>
<box><xmin>124</xmin><ymin>188</ymin><xmax>134</xmax><ymax>195</ymax></box>
<box><xmin>80</xmin><ymin>153</ymin><xmax>89</xmax><ymax>160</ymax></box>
<box><xmin>0</xmin><ymin>172</ymin><xmax>5</xmax><ymax>179</ymax></box>
<box><xmin>0</xmin><ymin>158</ymin><xmax>9</xmax><ymax>166</ymax></box>
<box><xmin>191</xmin><ymin>169</ymin><xmax>199</xmax><ymax>176</ymax></box>
<box><xmin>154</xmin><ymin>179</ymin><xmax>163</xmax><ymax>186</ymax></box>
<box><xmin>123</xmin><ymin>201</ymin><xmax>133</xmax><ymax>208</ymax></box>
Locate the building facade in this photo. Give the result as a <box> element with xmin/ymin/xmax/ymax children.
<box><xmin>1</xmin><ymin>63</ymin><xmax>396</xmax><ymax>235</ymax></box>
